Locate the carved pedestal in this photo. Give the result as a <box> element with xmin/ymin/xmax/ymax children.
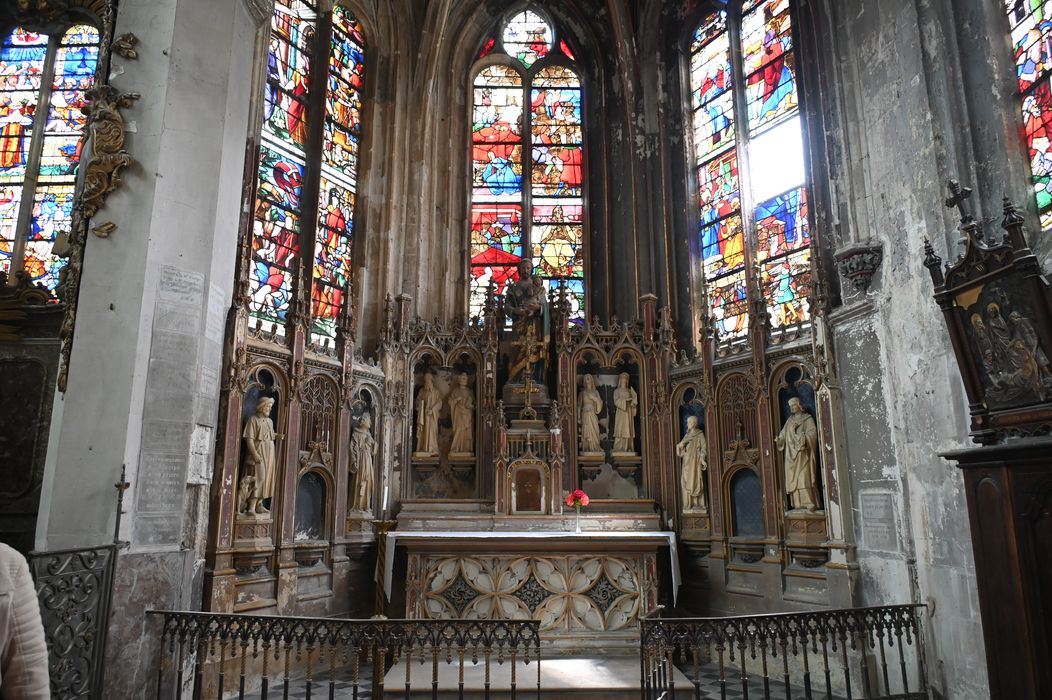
<box><xmin>942</xmin><ymin>439</ymin><xmax>1052</xmax><ymax>700</ymax></box>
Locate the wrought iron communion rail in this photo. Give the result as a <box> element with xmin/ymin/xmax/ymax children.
<box><xmin>640</xmin><ymin>604</ymin><xmax>929</xmax><ymax>700</ymax></box>
<box><xmin>148</xmin><ymin>610</ymin><xmax>542</xmax><ymax>700</ymax></box>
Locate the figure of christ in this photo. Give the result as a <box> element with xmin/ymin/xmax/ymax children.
<box><xmin>504</xmin><ymin>259</ymin><xmax>549</xmax><ymax>383</ymax></box>
<box><xmin>677</xmin><ymin>415</ymin><xmax>709</xmax><ymax>511</ymax></box>
<box><xmin>414</xmin><ymin>373</ymin><xmax>442</xmax><ymax>456</ymax></box>
<box><xmin>612</xmin><ymin>372</ymin><xmax>638</xmax><ymax>454</ymax></box>
<box><xmin>776</xmin><ymin>397</ymin><xmax>820</xmax><ymax>511</ymax></box>
<box><xmin>350</xmin><ymin>413</ymin><xmax>376</xmax><ymax>512</ymax></box>
<box><xmin>578</xmin><ymin>374</ymin><xmax>603</xmax><ymax>454</ymax></box>
<box><xmin>447</xmin><ymin>373</ymin><xmax>475</xmax><ymax>455</ymax></box>
<box><xmin>241</xmin><ymin>396</ymin><xmax>278</xmax><ymax>515</ymax></box>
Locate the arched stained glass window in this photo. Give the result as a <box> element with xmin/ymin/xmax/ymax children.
<box><xmin>0</xmin><ymin>23</ymin><xmax>100</xmax><ymax>294</ymax></box>
<box><xmin>469</xmin><ymin>9</ymin><xmax>586</xmax><ymax>323</ymax></box>
<box><xmin>1005</xmin><ymin>0</ymin><xmax>1052</xmax><ymax>230</ymax></box>
<box><xmin>689</xmin><ymin>0</ymin><xmax>810</xmax><ymax>342</ymax></box>
<box><xmin>250</xmin><ymin>1</ymin><xmax>366</xmax><ymax>342</ymax></box>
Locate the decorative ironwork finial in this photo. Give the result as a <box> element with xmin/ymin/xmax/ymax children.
<box><xmin>922</xmin><ymin>238</ymin><xmax>944</xmax><ymax>287</ymax></box>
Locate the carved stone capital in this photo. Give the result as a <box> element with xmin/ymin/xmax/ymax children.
<box><xmin>834</xmin><ymin>243</ymin><xmax>884</xmax><ymax>293</ymax></box>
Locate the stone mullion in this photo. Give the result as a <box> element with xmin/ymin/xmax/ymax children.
<box><xmin>9</xmin><ymin>35</ymin><xmax>59</xmax><ymax>275</ymax></box>
<box><xmin>288</xmin><ymin>9</ymin><xmax>332</xmax><ymax>339</ymax></box>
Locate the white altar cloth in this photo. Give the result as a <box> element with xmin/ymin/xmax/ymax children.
<box><xmin>384</xmin><ymin>530</ymin><xmax>681</xmax><ymax>605</ymax></box>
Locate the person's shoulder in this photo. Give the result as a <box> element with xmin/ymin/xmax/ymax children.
<box><xmin>0</xmin><ymin>543</ymin><xmax>30</xmax><ymax>591</ymax></box>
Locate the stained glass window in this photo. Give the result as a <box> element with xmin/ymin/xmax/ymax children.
<box><xmin>250</xmin><ymin>2</ymin><xmax>367</xmax><ymax>341</ymax></box>
<box><xmin>1006</xmin><ymin>0</ymin><xmax>1052</xmax><ymax>230</ymax></box>
<box><xmin>689</xmin><ymin>1</ymin><xmax>811</xmax><ymax>341</ymax></box>
<box><xmin>469</xmin><ymin>10</ymin><xmax>586</xmax><ymax>322</ymax></box>
<box><xmin>1</xmin><ymin>24</ymin><xmax>100</xmax><ymax>295</ymax></box>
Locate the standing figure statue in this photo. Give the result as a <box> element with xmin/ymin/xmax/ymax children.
<box><xmin>677</xmin><ymin>415</ymin><xmax>708</xmax><ymax>511</ymax></box>
<box><xmin>505</xmin><ymin>259</ymin><xmax>549</xmax><ymax>383</ymax></box>
<box><xmin>241</xmin><ymin>396</ymin><xmax>277</xmax><ymax>515</ymax></box>
<box><xmin>415</xmin><ymin>373</ymin><xmax>442</xmax><ymax>456</ymax></box>
<box><xmin>578</xmin><ymin>374</ymin><xmax>603</xmax><ymax>454</ymax></box>
<box><xmin>448</xmin><ymin>373</ymin><xmax>475</xmax><ymax>455</ymax></box>
<box><xmin>350</xmin><ymin>412</ymin><xmax>377</xmax><ymax>512</ymax></box>
<box><xmin>776</xmin><ymin>397</ymin><xmax>820</xmax><ymax>511</ymax></box>
<box><xmin>612</xmin><ymin>372</ymin><xmax>638</xmax><ymax>454</ymax></box>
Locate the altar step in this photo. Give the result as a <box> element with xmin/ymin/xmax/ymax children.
<box><xmin>382</xmin><ymin>656</ymin><xmax>689</xmax><ymax>699</ymax></box>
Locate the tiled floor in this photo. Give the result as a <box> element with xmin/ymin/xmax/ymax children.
<box><xmin>682</xmin><ymin>665</ymin><xmax>848</xmax><ymax>700</ymax></box>
<box><xmin>230</xmin><ymin>660</ymin><xmax>847</xmax><ymax>699</ymax></box>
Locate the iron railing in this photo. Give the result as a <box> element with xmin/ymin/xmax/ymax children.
<box><xmin>148</xmin><ymin>610</ymin><xmax>542</xmax><ymax>699</ymax></box>
<box><xmin>29</xmin><ymin>543</ymin><xmax>119</xmax><ymax>700</ymax></box>
<box><xmin>640</xmin><ymin>604</ymin><xmax>929</xmax><ymax>700</ymax></box>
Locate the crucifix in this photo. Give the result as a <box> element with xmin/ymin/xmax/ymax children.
<box><xmin>945</xmin><ymin>180</ymin><xmax>974</xmax><ymax>224</ymax></box>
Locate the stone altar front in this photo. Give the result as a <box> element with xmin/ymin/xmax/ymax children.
<box><xmin>385</xmin><ymin>531</ymin><xmax>679</xmax><ymax>649</ymax></box>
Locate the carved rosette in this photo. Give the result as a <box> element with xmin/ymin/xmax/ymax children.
<box><xmin>834</xmin><ymin>243</ymin><xmax>884</xmax><ymax>293</ymax></box>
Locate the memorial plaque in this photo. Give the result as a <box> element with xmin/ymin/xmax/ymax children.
<box><xmin>859</xmin><ymin>492</ymin><xmax>898</xmax><ymax>552</ymax></box>
<box><xmin>136</xmin><ymin>514</ymin><xmax>182</xmax><ymax>547</ymax></box>
<box><xmin>136</xmin><ymin>452</ymin><xmax>187</xmax><ymax>513</ymax></box>
<box><xmin>141</xmin><ymin>420</ymin><xmax>192</xmax><ymax>453</ymax></box>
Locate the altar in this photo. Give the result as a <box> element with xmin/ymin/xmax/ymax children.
<box><xmin>372</xmin><ymin>285</ymin><xmax>694</xmax><ymax>647</ymax></box>
<box><xmin>384</xmin><ymin>529</ymin><xmax>679</xmax><ymax>648</ymax></box>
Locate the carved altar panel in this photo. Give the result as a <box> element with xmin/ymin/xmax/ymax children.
<box><xmin>412</xmin><ymin>554</ymin><xmax>651</xmax><ymax>638</ymax></box>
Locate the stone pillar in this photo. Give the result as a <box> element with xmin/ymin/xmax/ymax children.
<box><xmin>32</xmin><ymin>0</ymin><xmax>260</xmax><ymax>694</ymax></box>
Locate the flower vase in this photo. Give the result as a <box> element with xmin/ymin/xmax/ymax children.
<box><xmin>575</xmin><ymin>505</ymin><xmax>581</xmax><ymax>534</ymax></box>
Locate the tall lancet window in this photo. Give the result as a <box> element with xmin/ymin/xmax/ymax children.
<box><xmin>469</xmin><ymin>9</ymin><xmax>586</xmax><ymax>323</ymax></box>
<box><xmin>0</xmin><ymin>23</ymin><xmax>100</xmax><ymax>294</ymax></box>
<box><xmin>250</xmin><ymin>1</ymin><xmax>366</xmax><ymax>341</ymax></box>
<box><xmin>1006</xmin><ymin>0</ymin><xmax>1052</xmax><ymax>230</ymax></box>
<box><xmin>689</xmin><ymin>0</ymin><xmax>810</xmax><ymax>341</ymax></box>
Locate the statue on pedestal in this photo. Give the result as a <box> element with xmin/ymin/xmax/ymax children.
<box><xmin>677</xmin><ymin>415</ymin><xmax>708</xmax><ymax>511</ymax></box>
<box><xmin>776</xmin><ymin>397</ymin><xmax>819</xmax><ymax>511</ymax></box>
<box><xmin>448</xmin><ymin>373</ymin><xmax>475</xmax><ymax>455</ymax></box>
<box><xmin>240</xmin><ymin>396</ymin><xmax>277</xmax><ymax>515</ymax></box>
<box><xmin>612</xmin><ymin>372</ymin><xmax>638</xmax><ymax>454</ymax></box>
<box><xmin>578</xmin><ymin>374</ymin><xmax>603</xmax><ymax>454</ymax></box>
<box><xmin>505</xmin><ymin>259</ymin><xmax>549</xmax><ymax>383</ymax></box>
<box><xmin>350</xmin><ymin>412</ymin><xmax>377</xmax><ymax>512</ymax></box>
<box><xmin>415</xmin><ymin>373</ymin><xmax>441</xmax><ymax>456</ymax></box>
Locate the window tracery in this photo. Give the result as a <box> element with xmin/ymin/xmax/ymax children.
<box><xmin>469</xmin><ymin>8</ymin><xmax>585</xmax><ymax>324</ymax></box>
<box><xmin>250</xmin><ymin>0</ymin><xmax>366</xmax><ymax>342</ymax></box>
<box><xmin>689</xmin><ymin>0</ymin><xmax>811</xmax><ymax>344</ymax></box>
<box><xmin>0</xmin><ymin>22</ymin><xmax>100</xmax><ymax>294</ymax></box>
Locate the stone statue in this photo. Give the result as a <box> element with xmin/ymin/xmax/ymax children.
<box><xmin>505</xmin><ymin>259</ymin><xmax>549</xmax><ymax>383</ymax></box>
<box><xmin>612</xmin><ymin>372</ymin><xmax>638</xmax><ymax>454</ymax></box>
<box><xmin>350</xmin><ymin>412</ymin><xmax>376</xmax><ymax>512</ymax></box>
<box><xmin>448</xmin><ymin>372</ymin><xmax>475</xmax><ymax>455</ymax></box>
<box><xmin>241</xmin><ymin>396</ymin><xmax>277</xmax><ymax>515</ymax></box>
<box><xmin>414</xmin><ymin>373</ymin><xmax>441</xmax><ymax>456</ymax></box>
<box><xmin>677</xmin><ymin>415</ymin><xmax>708</xmax><ymax>511</ymax></box>
<box><xmin>578</xmin><ymin>374</ymin><xmax>603</xmax><ymax>454</ymax></box>
<box><xmin>776</xmin><ymin>397</ymin><xmax>819</xmax><ymax>511</ymax></box>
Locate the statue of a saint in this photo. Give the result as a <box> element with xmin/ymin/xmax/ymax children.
<box><xmin>415</xmin><ymin>373</ymin><xmax>442</xmax><ymax>456</ymax></box>
<box><xmin>578</xmin><ymin>374</ymin><xmax>603</xmax><ymax>454</ymax></box>
<box><xmin>448</xmin><ymin>373</ymin><xmax>475</xmax><ymax>455</ymax></box>
<box><xmin>612</xmin><ymin>372</ymin><xmax>638</xmax><ymax>454</ymax></box>
<box><xmin>677</xmin><ymin>415</ymin><xmax>708</xmax><ymax>511</ymax></box>
<box><xmin>776</xmin><ymin>397</ymin><xmax>820</xmax><ymax>511</ymax></box>
<box><xmin>504</xmin><ymin>259</ymin><xmax>549</xmax><ymax>383</ymax></box>
<box><xmin>350</xmin><ymin>412</ymin><xmax>376</xmax><ymax>512</ymax></box>
<box><xmin>241</xmin><ymin>396</ymin><xmax>277</xmax><ymax>515</ymax></box>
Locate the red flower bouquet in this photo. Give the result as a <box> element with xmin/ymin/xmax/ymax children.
<box><xmin>566</xmin><ymin>489</ymin><xmax>589</xmax><ymax>533</ymax></box>
<box><xmin>566</xmin><ymin>489</ymin><xmax>590</xmax><ymax>508</ymax></box>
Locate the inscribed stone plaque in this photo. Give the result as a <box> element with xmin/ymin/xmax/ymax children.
<box><xmin>859</xmin><ymin>492</ymin><xmax>897</xmax><ymax>552</ymax></box>
<box><xmin>142</xmin><ymin>420</ymin><xmax>193</xmax><ymax>453</ymax></box>
<box><xmin>136</xmin><ymin>452</ymin><xmax>187</xmax><ymax>513</ymax></box>
<box><xmin>136</xmin><ymin>514</ymin><xmax>183</xmax><ymax>547</ymax></box>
